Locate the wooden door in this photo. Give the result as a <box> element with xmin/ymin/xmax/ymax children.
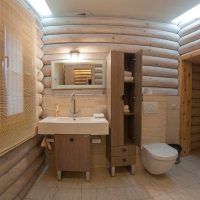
<box><xmin>110</xmin><ymin>51</ymin><xmax>124</xmax><ymax>146</ymax></box>
<box><xmin>55</xmin><ymin>134</ymin><xmax>90</xmax><ymax>172</ymax></box>
<box><xmin>133</xmin><ymin>50</ymin><xmax>142</xmax><ymax>147</ymax></box>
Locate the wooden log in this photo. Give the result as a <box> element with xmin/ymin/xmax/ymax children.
<box><xmin>192</xmin><ymin>81</ymin><xmax>200</xmax><ymax>90</ymax></box>
<box><xmin>43</xmin><ymin>77</ymin><xmax>52</xmax><ymax>88</ymax></box>
<box><xmin>42</xmin><ymin>17</ymin><xmax>179</xmax><ymax>33</ymax></box>
<box><xmin>36</xmin><ymin>81</ymin><xmax>44</xmax><ymax>94</ymax></box>
<box><xmin>192</xmin><ymin>90</ymin><xmax>200</xmax><ymax>99</ymax></box>
<box><xmin>192</xmin><ymin>73</ymin><xmax>200</xmax><ymax>81</ymax></box>
<box><xmin>0</xmin><ymin>156</ymin><xmax>45</xmax><ymax>200</ymax></box>
<box><xmin>142</xmin><ymin>66</ymin><xmax>178</xmax><ymax>78</ymax></box>
<box><xmin>143</xmin><ymin>56</ymin><xmax>178</xmax><ymax>69</ymax></box>
<box><xmin>36</xmin><ymin>47</ymin><xmax>44</xmax><ymax>59</ymax></box>
<box><xmin>35</xmin><ymin>69</ymin><xmax>44</xmax><ymax>81</ymax></box>
<box><xmin>43</xmin><ymin>53</ymin><xmax>108</xmax><ymax>64</ymax></box>
<box><xmin>192</xmin><ymin>125</ymin><xmax>200</xmax><ymax>134</ymax></box>
<box><xmin>0</xmin><ymin>147</ymin><xmax>43</xmax><ymax>195</ymax></box>
<box><xmin>143</xmin><ymin>76</ymin><xmax>178</xmax><ymax>88</ymax></box>
<box><xmin>37</xmin><ymin>106</ymin><xmax>43</xmax><ymax>118</ymax></box>
<box><xmin>179</xmin><ymin>39</ymin><xmax>200</xmax><ymax>55</ymax></box>
<box><xmin>37</xmin><ymin>28</ymin><xmax>43</xmax><ymax>39</ymax></box>
<box><xmin>179</xmin><ymin>30</ymin><xmax>200</xmax><ymax>46</ymax></box>
<box><xmin>191</xmin><ymin>141</ymin><xmax>200</xmax><ymax>150</ymax></box>
<box><xmin>37</xmin><ymin>37</ymin><xmax>44</xmax><ymax>49</ymax></box>
<box><xmin>191</xmin><ymin>134</ymin><xmax>200</xmax><ymax>143</ymax></box>
<box><xmin>142</xmin><ymin>87</ymin><xmax>178</xmax><ymax>95</ymax></box>
<box><xmin>192</xmin><ymin>107</ymin><xmax>200</xmax><ymax>117</ymax></box>
<box><xmin>35</xmin><ymin>58</ymin><xmax>43</xmax><ymax>70</ymax></box>
<box><xmin>43</xmin><ymin>25</ymin><xmax>179</xmax><ymax>41</ymax></box>
<box><xmin>192</xmin><ymin>99</ymin><xmax>200</xmax><ymax>107</ymax></box>
<box><xmin>36</xmin><ymin>94</ymin><xmax>43</xmax><ymax>106</ymax></box>
<box><xmin>179</xmin><ymin>20</ymin><xmax>200</xmax><ymax>37</ymax></box>
<box><xmin>17</xmin><ymin>164</ymin><xmax>44</xmax><ymax>199</ymax></box>
<box><xmin>0</xmin><ymin>136</ymin><xmax>42</xmax><ymax>177</ymax></box>
<box><xmin>42</xmin><ymin>65</ymin><xmax>51</xmax><ymax>76</ymax></box>
<box><xmin>43</xmin><ymin>43</ymin><xmax>179</xmax><ymax>60</ymax></box>
<box><xmin>193</xmin><ymin>65</ymin><xmax>200</xmax><ymax>73</ymax></box>
<box><xmin>42</xmin><ymin>34</ymin><xmax>179</xmax><ymax>51</ymax></box>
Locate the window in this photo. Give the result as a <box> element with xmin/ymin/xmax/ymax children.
<box><xmin>5</xmin><ymin>26</ymin><xmax>24</xmax><ymax>115</ymax></box>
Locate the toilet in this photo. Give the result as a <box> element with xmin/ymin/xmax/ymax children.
<box><xmin>141</xmin><ymin>143</ymin><xmax>178</xmax><ymax>175</ymax></box>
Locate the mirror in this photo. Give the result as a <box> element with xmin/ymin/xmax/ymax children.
<box><xmin>51</xmin><ymin>60</ymin><xmax>106</xmax><ymax>89</ymax></box>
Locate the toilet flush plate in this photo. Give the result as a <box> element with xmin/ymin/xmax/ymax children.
<box><xmin>143</xmin><ymin>102</ymin><xmax>158</xmax><ymax>114</ymax></box>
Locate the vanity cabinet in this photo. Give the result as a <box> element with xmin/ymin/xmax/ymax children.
<box><xmin>106</xmin><ymin>51</ymin><xmax>142</xmax><ymax>176</ymax></box>
<box><xmin>55</xmin><ymin>134</ymin><xmax>90</xmax><ymax>180</ymax></box>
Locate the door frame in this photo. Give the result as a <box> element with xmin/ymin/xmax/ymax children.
<box><xmin>179</xmin><ymin>50</ymin><xmax>200</xmax><ymax>155</ymax></box>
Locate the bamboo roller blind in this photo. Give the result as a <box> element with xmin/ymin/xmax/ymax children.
<box><xmin>0</xmin><ymin>0</ymin><xmax>37</xmax><ymax>155</ymax></box>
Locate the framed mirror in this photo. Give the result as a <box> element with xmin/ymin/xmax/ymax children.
<box><xmin>51</xmin><ymin>60</ymin><xmax>106</xmax><ymax>89</ymax></box>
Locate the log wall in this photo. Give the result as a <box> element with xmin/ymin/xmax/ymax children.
<box><xmin>42</xmin><ymin>16</ymin><xmax>180</xmax><ymax>95</ymax></box>
<box><xmin>179</xmin><ymin>19</ymin><xmax>200</xmax><ymax>55</ymax></box>
<box><xmin>191</xmin><ymin>64</ymin><xmax>200</xmax><ymax>151</ymax></box>
<box><xmin>0</xmin><ymin>136</ymin><xmax>45</xmax><ymax>200</ymax></box>
<box><xmin>35</xmin><ymin>24</ymin><xmax>44</xmax><ymax>119</ymax></box>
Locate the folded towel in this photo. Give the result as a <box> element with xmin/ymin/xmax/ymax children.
<box><xmin>124</xmin><ymin>108</ymin><xmax>130</xmax><ymax>113</ymax></box>
<box><xmin>124</xmin><ymin>70</ymin><xmax>132</xmax><ymax>77</ymax></box>
<box><xmin>124</xmin><ymin>76</ymin><xmax>134</xmax><ymax>82</ymax></box>
<box><xmin>124</xmin><ymin>105</ymin><xmax>129</xmax><ymax>109</ymax></box>
<box><xmin>93</xmin><ymin>113</ymin><xmax>105</xmax><ymax>118</ymax></box>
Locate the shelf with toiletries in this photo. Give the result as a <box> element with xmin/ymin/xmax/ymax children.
<box><xmin>106</xmin><ymin>51</ymin><xmax>142</xmax><ymax>177</ymax></box>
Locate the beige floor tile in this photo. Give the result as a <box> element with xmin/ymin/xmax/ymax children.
<box><xmin>25</xmin><ymin>185</ymin><xmax>56</xmax><ymax>200</ymax></box>
<box><xmin>142</xmin><ymin>182</ymin><xmax>166</xmax><ymax>198</ymax></box>
<box><xmin>35</xmin><ymin>174</ymin><xmax>59</xmax><ymax>188</ymax></box>
<box><xmin>132</xmin><ymin>184</ymin><xmax>153</xmax><ymax>199</ymax></box>
<box><xmin>82</xmin><ymin>189</ymin><xmax>97</xmax><ymax>200</ymax></box>
<box><xmin>104</xmin><ymin>175</ymin><xmax>130</xmax><ymax>188</ymax></box>
<box><xmin>107</xmin><ymin>188</ymin><xmax>131</xmax><ymax>200</ymax></box>
<box><xmin>57</xmin><ymin>177</ymin><xmax>83</xmax><ymax>189</ymax></box>
<box><xmin>52</xmin><ymin>188</ymin><xmax>81</xmax><ymax>200</ymax></box>
<box><xmin>186</xmin><ymin>183</ymin><xmax>200</xmax><ymax>199</ymax></box>
<box><xmin>153</xmin><ymin>194</ymin><xmax>173</xmax><ymax>200</ymax></box>
<box><xmin>168</xmin><ymin>189</ymin><xmax>196</xmax><ymax>200</ymax></box>
<box><xmin>96</xmin><ymin>189</ymin><xmax>110</xmax><ymax>200</ymax></box>
<box><xmin>82</xmin><ymin>176</ymin><xmax>106</xmax><ymax>189</ymax></box>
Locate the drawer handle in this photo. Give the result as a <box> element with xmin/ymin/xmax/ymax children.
<box><xmin>122</xmin><ymin>158</ymin><xmax>127</xmax><ymax>162</ymax></box>
<box><xmin>122</xmin><ymin>148</ymin><xmax>127</xmax><ymax>152</ymax></box>
<box><xmin>69</xmin><ymin>138</ymin><xmax>74</xmax><ymax>142</ymax></box>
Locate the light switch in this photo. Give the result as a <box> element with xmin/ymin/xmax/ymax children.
<box><xmin>143</xmin><ymin>102</ymin><xmax>158</xmax><ymax>113</ymax></box>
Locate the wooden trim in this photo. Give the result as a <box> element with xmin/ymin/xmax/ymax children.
<box><xmin>179</xmin><ymin>60</ymin><xmax>192</xmax><ymax>155</ymax></box>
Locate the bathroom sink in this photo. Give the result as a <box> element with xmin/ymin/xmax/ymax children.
<box><xmin>38</xmin><ymin>116</ymin><xmax>109</xmax><ymax>135</ymax></box>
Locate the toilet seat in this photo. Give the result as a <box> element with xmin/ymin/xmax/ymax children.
<box><xmin>142</xmin><ymin>143</ymin><xmax>178</xmax><ymax>161</ymax></box>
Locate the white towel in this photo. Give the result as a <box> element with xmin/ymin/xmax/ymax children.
<box><xmin>93</xmin><ymin>113</ymin><xmax>105</xmax><ymax>118</ymax></box>
<box><xmin>124</xmin><ymin>76</ymin><xmax>134</xmax><ymax>82</ymax></box>
<box><xmin>124</xmin><ymin>70</ymin><xmax>132</xmax><ymax>77</ymax></box>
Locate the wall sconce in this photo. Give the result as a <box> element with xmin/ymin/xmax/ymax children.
<box><xmin>69</xmin><ymin>51</ymin><xmax>80</xmax><ymax>61</ymax></box>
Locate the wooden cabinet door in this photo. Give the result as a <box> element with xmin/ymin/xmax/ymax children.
<box><xmin>134</xmin><ymin>50</ymin><xmax>142</xmax><ymax>147</ymax></box>
<box><xmin>55</xmin><ymin>134</ymin><xmax>90</xmax><ymax>172</ymax></box>
<box><xmin>110</xmin><ymin>51</ymin><xmax>124</xmax><ymax>146</ymax></box>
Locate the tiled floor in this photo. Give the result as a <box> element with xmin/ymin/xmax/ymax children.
<box><xmin>25</xmin><ymin>151</ymin><xmax>200</xmax><ymax>200</ymax></box>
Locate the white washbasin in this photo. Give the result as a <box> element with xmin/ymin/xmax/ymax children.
<box><xmin>38</xmin><ymin>116</ymin><xmax>109</xmax><ymax>135</ymax></box>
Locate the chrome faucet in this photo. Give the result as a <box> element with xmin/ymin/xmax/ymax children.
<box><xmin>70</xmin><ymin>93</ymin><xmax>79</xmax><ymax>119</ymax></box>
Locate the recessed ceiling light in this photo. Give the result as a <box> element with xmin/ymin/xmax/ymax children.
<box><xmin>172</xmin><ymin>4</ymin><xmax>200</xmax><ymax>24</ymax></box>
<box><xmin>26</xmin><ymin>0</ymin><xmax>52</xmax><ymax>17</ymax></box>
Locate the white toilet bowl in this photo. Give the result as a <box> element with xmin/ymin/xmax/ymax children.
<box><xmin>141</xmin><ymin>143</ymin><xmax>178</xmax><ymax>175</ymax></box>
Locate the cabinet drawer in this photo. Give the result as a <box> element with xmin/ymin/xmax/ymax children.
<box><xmin>112</xmin><ymin>145</ymin><xmax>135</xmax><ymax>156</ymax></box>
<box><xmin>111</xmin><ymin>155</ymin><xmax>135</xmax><ymax>167</ymax></box>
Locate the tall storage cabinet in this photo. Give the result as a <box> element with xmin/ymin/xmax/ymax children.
<box><xmin>106</xmin><ymin>51</ymin><xmax>142</xmax><ymax>176</ymax></box>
